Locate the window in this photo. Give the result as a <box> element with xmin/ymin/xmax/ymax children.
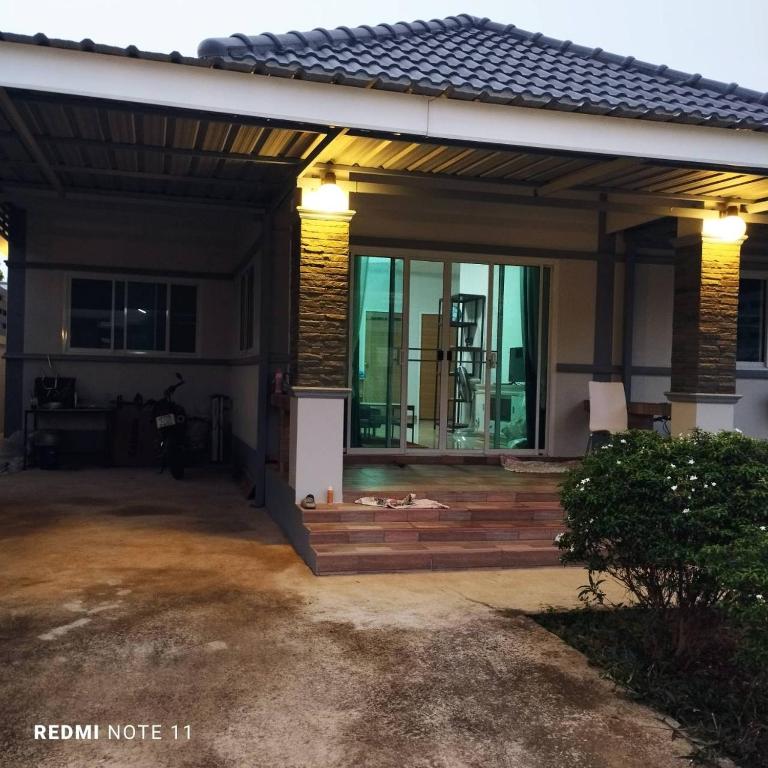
<box><xmin>239</xmin><ymin>264</ymin><xmax>255</xmax><ymax>351</ymax></box>
<box><xmin>69</xmin><ymin>277</ymin><xmax>197</xmax><ymax>354</ymax></box>
<box><xmin>737</xmin><ymin>278</ymin><xmax>766</xmax><ymax>363</ymax></box>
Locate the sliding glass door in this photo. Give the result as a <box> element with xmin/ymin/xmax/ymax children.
<box><xmin>350</xmin><ymin>255</ymin><xmax>404</xmax><ymax>448</ymax></box>
<box><xmin>489</xmin><ymin>265</ymin><xmax>550</xmax><ymax>451</ymax></box>
<box><xmin>349</xmin><ymin>254</ymin><xmax>551</xmax><ymax>453</ymax></box>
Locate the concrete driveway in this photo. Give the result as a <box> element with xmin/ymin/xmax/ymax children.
<box><xmin>0</xmin><ymin>468</ymin><xmax>690</xmax><ymax>768</ymax></box>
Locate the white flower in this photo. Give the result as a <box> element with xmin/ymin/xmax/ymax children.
<box><xmin>554</xmin><ymin>532</ymin><xmax>564</xmax><ymax>543</ymax></box>
<box><xmin>757</xmin><ymin>594</ymin><xmax>765</xmax><ymax>602</ymax></box>
<box><xmin>671</xmin><ymin>485</ymin><xmax>678</xmax><ymax>491</ymax></box>
<box><xmin>666</xmin><ymin>476</ymin><xmax>671</xmax><ymax>481</ymax></box>
<box><xmin>620</xmin><ymin>439</ymin><xmax>627</xmax><ymax>444</ymax></box>
<box><xmin>616</xmin><ymin>460</ymin><xmax>622</xmax><ymax>465</ymax></box>
<box><xmin>670</xmin><ymin>463</ymin><xmax>676</xmax><ymax>469</ymax></box>
<box><xmin>682</xmin><ymin>508</ymin><xmax>690</xmax><ymax>514</ymax></box>
<box><xmin>711</xmin><ymin>481</ymin><xmax>717</xmax><ymax>487</ymax></box>
<box><xmin>735</xmin><ymin>428</ymin><xmax>743</xmax><ymax>434</ymax></box>
<box><xmin>760</xmin><ymin>526</ymin><xmax>767</xmax><ymax>532</ymax></box>
<box><xmin>690</xmin><ymin>475</ymin><xmax>698</xmax><ymax>481</ymax></box>
<box><xmin>688</xmin><ymin>459</ymin><xmax>695</xmax><ymax>465</ymax></box>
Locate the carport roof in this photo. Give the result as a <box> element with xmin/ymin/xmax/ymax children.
<box><xmin>198</xmin><ymin>14</ymin><xmax>768</xmax><ymax>132</ymax></box>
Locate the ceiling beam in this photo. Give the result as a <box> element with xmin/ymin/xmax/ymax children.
<box><xmin>745</xmin><ymin>198</ymin><xmax>768</xmax><ymax>214</ymax></box>
<box><xmin>335</xmin><ymin>163</ymin><xmax>734</xmax><ymax>205</ymax></box>
<box><xmin>52</xmin><ymin>163</ymin><xmax>270</xmax><ymax>191</ymax></box>
<box><xmin>0</xmin><ymin>88</ymin><xmax>64</xmax><ymax>194</ymax></box>
<box><xmin>536</xmin><ymin>157</ymin><xmax>640</xmax><ymax>196</ymax></box>
<box><xmin>37</xmin><ymin>134</ymin><xmax>300</xmax><ymax>166</ymax></box>
<box><xmin>297</xmin><ymin>127</ymin><xmax>349</xmax><ymax>180</ymax></box>
<box><xmin>0</xmin><ymin>181</ymin><xmax>264</xmax><ymax>213</ymax></box>
<box><xmin>349</xmin><ymin>179</ymin><xmax>768</xmax><ymax>225</ymax></box>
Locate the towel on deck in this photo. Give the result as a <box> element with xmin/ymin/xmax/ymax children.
<box><xmin>354</xmin><ymin>493</ymin><xmax>448</xmax><ymax>509</ymax></box>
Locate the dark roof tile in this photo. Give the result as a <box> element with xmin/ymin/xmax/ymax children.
<box><xmin>197</xmin><ymin>14</ymin><xmax>768</xmax><ymax>130</ymax></box>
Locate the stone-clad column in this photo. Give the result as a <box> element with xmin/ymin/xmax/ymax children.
<box><xmin>289</xmin><ymin>204</ymin><xmax>355</xmax><ymax>503</ymax></box>
<box><xmin>666</xmin><ymin>219</ymin><xmax>745</xmax><ymax>434</ymax></box>
<box><xmin>293</xmin><ymin>208</ymin><xmax>354</xmax><ymax>387</ymax></box>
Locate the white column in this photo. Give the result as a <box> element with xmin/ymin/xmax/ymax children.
<box><xmin>289</xmin><ymin>387</ymin><xmax>350</xmax><ymax>504</ymax></box>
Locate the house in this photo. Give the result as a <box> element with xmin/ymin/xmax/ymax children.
<box><xmin>1</xmin><ymin>15</ymin><xmax>767</xmax><ymax>569</ymax></box>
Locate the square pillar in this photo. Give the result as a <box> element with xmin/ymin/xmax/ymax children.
<box><xmin>666</xmin><ymin>219</ymin><xmax>744</xmax><ymax>435</ymax></box>
<box><xmin>289</xmin><ymin>387</ymin><xmax>350</xmax><ymax>504</ymax></box>
<box><xmin>289</xmin><ymin>202</ymin><xmax>355</xmax><ymax>503</ymax></box>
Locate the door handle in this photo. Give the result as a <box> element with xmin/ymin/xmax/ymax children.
<box><xmin>437</xmin><ymin>349</ymin><xmax>444</xmax><ymax>362</ymax></box>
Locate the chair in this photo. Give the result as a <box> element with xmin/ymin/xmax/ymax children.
<box><xmin>587</xmin><ymin>381</ymin><xmax>628</xmax><ymax>452</ymax></box>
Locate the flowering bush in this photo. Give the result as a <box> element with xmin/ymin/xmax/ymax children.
<box><xmin>559</xmin><ymin>429</ymin><xmax>768</xmax><ymax>657</ymax></box>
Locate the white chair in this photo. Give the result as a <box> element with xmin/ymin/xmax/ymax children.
<box><xmin>587</xmin><ymin>381</ymin><xmax>628</xmax><ymax>452</ymax></box>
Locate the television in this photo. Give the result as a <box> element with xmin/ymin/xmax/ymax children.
<box><xmin>508</xmin><ymin>347</ymin><xmax>526</xmax><ymax>384</ymax></box>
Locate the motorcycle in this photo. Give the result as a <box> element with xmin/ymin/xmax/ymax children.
<box><xmin>151</xmin><ymin>373</ymin><xmax>187</xmax><ymax>480</ymax></box>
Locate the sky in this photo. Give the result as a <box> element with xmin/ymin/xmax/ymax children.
<box><xmin>0</xmin><ymin>0</ymin><xmax>766</xmax><ymax>92</ymax></box>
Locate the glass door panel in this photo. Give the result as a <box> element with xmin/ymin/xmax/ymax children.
<box><xmin>350</xmin><ymin>255</ymin><xmax>403</xmax><ymax>448</ymax></box>
<box><xmin>489</xmin><ymin>265</ymin><xmax>550</xmax><ymax>450</ymax></box>
<box><xmin>407</xmin><ymin>260</ymin><xmax>445</xmax><ymax>449</ymax></box>
<box><xmin>446</xmin><ymin>262</ymin><xmax>490</xmax><ymax>450</ymax></box>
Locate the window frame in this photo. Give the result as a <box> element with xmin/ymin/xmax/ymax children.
<box><xmin>65</xmin><ymin>273</ymin><xmax>201</xmax><ymax>357</ymax></box>
<box><xmin>737</xmin><ymin>270</ymin><xmax>768</xmax><ymax>369</ymax></box>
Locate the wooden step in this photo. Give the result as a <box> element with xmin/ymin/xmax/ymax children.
<box><xmin>313</xmin><ymin>541</ymin><xmax>563</xmax><ymax>575</ymax></box>
<box><xmin>342</xmin><ymin>488</ymin><xmax>561</xmax><ymax>504</ymax></box>
<box><xmin>303</xmin><ymin>502</ymin><xmax>563</xmax><ymax>524</ymax></box>
<box><xmin>306</xmin><ymin>520</ymin><xmax>564</xmax><ymax>545</ymax></box>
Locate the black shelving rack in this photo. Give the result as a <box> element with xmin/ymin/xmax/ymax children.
<box><xmin>437</xmin><ymin>293</ymin><xmax>486</xmax><ymax>431</ymax></box>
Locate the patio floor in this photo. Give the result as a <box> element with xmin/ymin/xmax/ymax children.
<box><xmin>0</xmin><ymin>467</ymin><xmax>690</xmax><ymax>768</ymax></box>
<box><xmin>344</xmin><ymin>462</ymin><xmax>563</xmax><ymax>496</ymax></box>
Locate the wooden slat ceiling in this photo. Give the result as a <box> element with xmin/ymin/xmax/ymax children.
<box><xmin>1</xmin><ymin>90</ymin><xmax>767</xmax><ymax>208</ymax></box>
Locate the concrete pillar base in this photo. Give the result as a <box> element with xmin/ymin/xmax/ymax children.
<box><xmin>289</xmin><ymin>387</ymin><xmax>350</xmax><ymax>504</ymax></box>
<box><xmin>665</xmin><ymin>392</ymin><xmax>742</xmax><ymax>436</ymax></box>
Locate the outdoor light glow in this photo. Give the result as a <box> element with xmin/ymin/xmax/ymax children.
<box><xmin>304</xmin><ymin>171</ymin><xmax>348</xmax><ymax>213</ymax></box>
<box><xmin>0</xmin><ymin>235</ymin><xmax>8</xmax><ymax>260</ymax></box>
<box><xmin>702</xmin><ymin>206</ymin><xmax>747</xmax><ymax>243</ymax></box>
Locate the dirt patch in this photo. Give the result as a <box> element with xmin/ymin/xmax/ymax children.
<box><xmin>0</xmin><ymin>468</ymin><xmax>692</xmax><ymax>768</ymax></box>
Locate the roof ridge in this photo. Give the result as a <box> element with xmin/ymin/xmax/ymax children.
<box><xmin>219</xmin><ymin>13</ymin><xmax>483</xmax><ymax>56</ymax></box>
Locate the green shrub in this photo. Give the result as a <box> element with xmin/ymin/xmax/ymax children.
<box><xmin>558</xmin><ymin>429</ymin><xmax>768</xmax><ymax>658</ymax></box>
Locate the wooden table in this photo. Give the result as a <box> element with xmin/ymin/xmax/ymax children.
<box><xmin>583</xmin><ymin>400</ymin><xmax>671</xmax><ymax>430</ymax></box>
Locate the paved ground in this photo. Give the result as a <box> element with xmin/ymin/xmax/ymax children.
<box><xmin>0</xmin><ymin>468</ymin><xmax>692</xmax><ymax>768</ymax></box>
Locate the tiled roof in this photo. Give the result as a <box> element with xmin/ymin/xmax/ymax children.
<box><xmin>198</xmin><ymin>14</ymin><xmax>768</xmax><ymax>132</ymax></box>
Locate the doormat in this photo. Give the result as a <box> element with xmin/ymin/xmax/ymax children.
<box><xmin>501</xmin><ymin>456</ymin><xmax>580</xmax><ymax>474</ymax></box>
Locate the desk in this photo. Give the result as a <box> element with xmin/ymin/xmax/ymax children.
<box><xmin>24</xmin><ymin>407</ymin><xmax>115</xmax><ymax>468</ymax></box>
<box><xmin>583</xmin><ymin>400</ymin><xmax>671</xmax><ymax>430</ymax></box>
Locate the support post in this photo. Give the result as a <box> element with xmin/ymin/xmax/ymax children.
<box><xmin>288</xmin><ymin>202</ymin><xmax>355</xmax><ymax>503</ymax></box>
<box><xmin>666</xmin><ymin>219</ymin><xmax>744</xmax><ymax>435</ymax></box>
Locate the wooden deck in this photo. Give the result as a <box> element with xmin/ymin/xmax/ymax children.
<box><xmin>301</xmin><ymin>464</ymin><xmax>567</xmax><ymax>575</ymax></box>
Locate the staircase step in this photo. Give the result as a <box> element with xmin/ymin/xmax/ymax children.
<box><xmin>313</xmin><ymin>541</ymin><xmax>563</xmax><ymax>575</ymax></box>
<box><xmin>306</xmin><ymin>520</ymin><xmax>564</xmax><ymax>545</ymax></box>
<box><xmin>342</xmin><ymin>488</ymin><xmax>561</xmax><ymax>504</ymax></box>
<box><xmin>303</xmin><ymin>502</ymin><xmax>563</xmax><ymax>524</ymax></box>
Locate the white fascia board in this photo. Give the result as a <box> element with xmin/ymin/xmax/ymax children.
<box><xmin>2</xmin><ymin>41</ymin><xmax>767</xmax><ymax>171</ymax></box>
